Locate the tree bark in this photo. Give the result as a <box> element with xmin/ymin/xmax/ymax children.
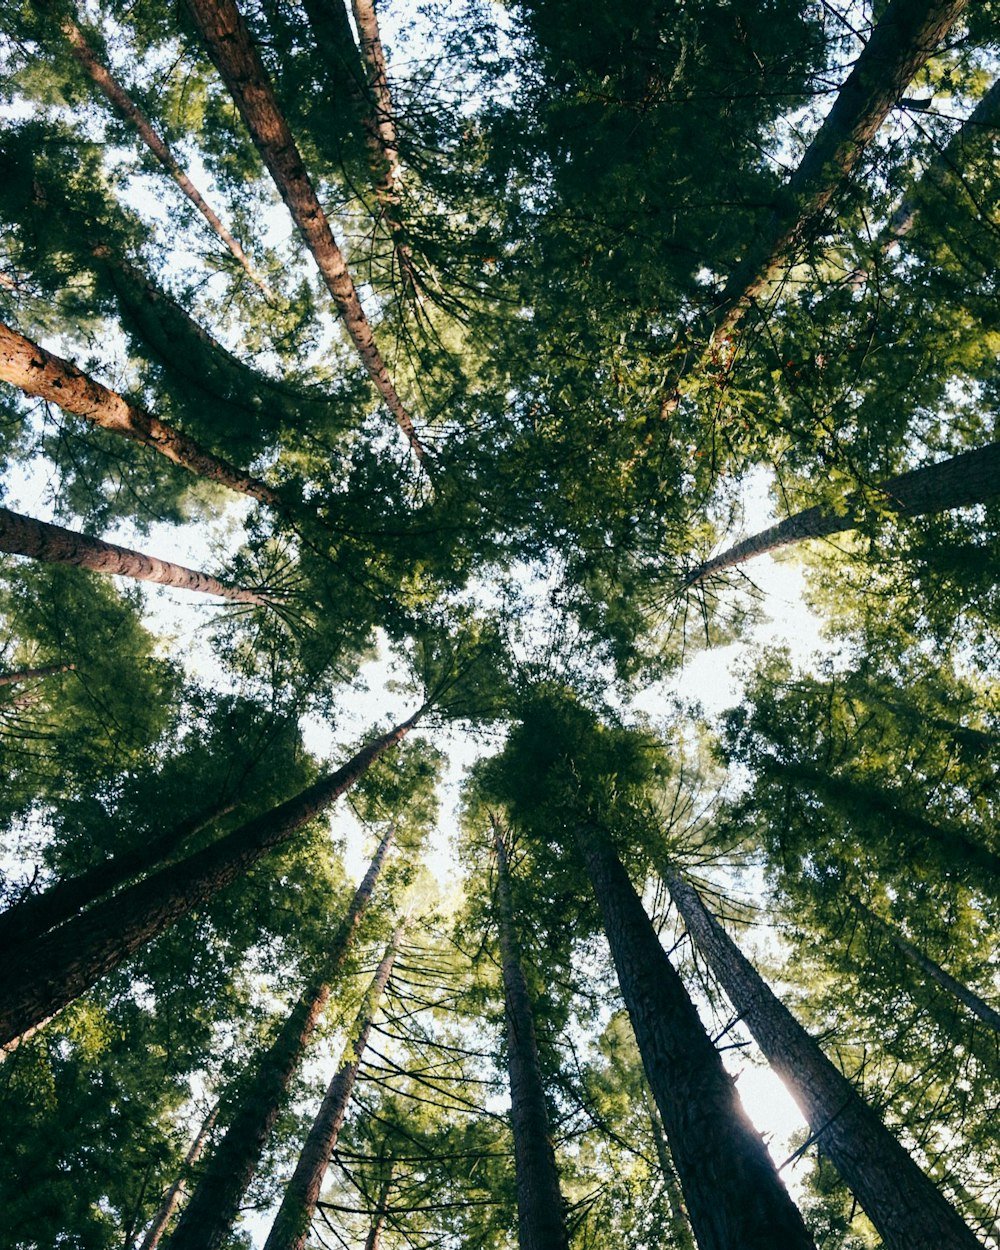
<box><xmin>183</xmin><ymin>0</ymin><xmax>428</xmax><ymax>464</ymax></box>
<box><xmin>0</xmin><ymin>320</ymin><xmax>280</xmax><ymax>507</ymax></box>
<box><xmin>641</xmin><ymin>1086</ymin><xmax>697</xmax><ymax>1250</ymax></box>
<box><xmin>0</xmin><ymin>718</ymin><xmax>416</xmax><ymax>1047</ymax></box>
<box><xmin>665</xmin><ymin>870</ymin><xmax>984</xmax><ymax>1250</ymax></box>
<box><xmin>137</xmin><ymin>1105</ymin><xmax>219</xmax><ymax>1250</ymax></box>
<box><xmin>492</xmin><ymin>820</ymin><xmax>570</xmax><ymax>1250</ymax></box>
<box><xmin>0</xmin><ymin>662</ymin><xmax>75</xmax><ymax>686</ymax></box>
<box><xmin>362</xmin><ymin>1166</ymin><xmax>394</xmax><ymax>1250</ymax></box>
<box><xmin>59</xmin><ymin>13</ymin><xmax>269</xmax><ymax>294</ymax></box>
<box><xmin>263</xmin><ymin>926</ymin><xmax>402</xmax><ymax>1250</ymax></box>
<box><xmin>575</xmin><ymin>824</ymin><xmax>816</xmax><ymax>1250</ymax></box>
<box><xmin>686</xmin><ymin>440</ymin><xmax>1000</xmax><ymax>584</ymax></box>
<box><xmin>165</xmin><ymin>827</ymin><xmax>396</xmax><ymax>1250</ymax></box>
<box><xmin>0</xmin><ymin>505</ymin><xmax>271</xmax><ymax>604</ymax></box>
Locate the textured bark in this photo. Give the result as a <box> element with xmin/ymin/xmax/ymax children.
<box><xmin>686</xmin><ymin>440</ymin><xmax>1000</xmax><ymax>584</ymax></box>
<box><xmin>166</xmin><ymin>826</ymin><xmax>397</xmax><ymax>1250</ymax></box>
<box><xmin>263</xmin><ymin>928</ymin><xmax>402</xmax><ymax>1250</ymax></box>
<box><xmin>0</xmin><ymin>798</ymin><xmax>237</xmax><ymax>956</ymax></box>
<box><xmin>576</xmin><ymin>825</ymin><xmax>816</xmax><ymax>1250</ymax></box>
<box><xmin>137</xmin><ymin>1105</ymin><xmax>219</xmax><ymax>1250</ymax></box>
<box><xmin>850</xmin><ymin>895</ymin><xmax>1000</xmax><ymax>1033</ymax></box>
<box><xmin>0</xmin><ymin>320</ymin><xmax>280</xmax><ymax>506</ymax></box>
<box><xmin>0</xmin><ymin>662</ymin><xmax>75</xmax><ymax>686</ymax></box>
<box><xmin>362</xmin><ymin>1167</ymin><xmax>394</xmax><ymax>1250</ymax></box>
<box><xmin>0</xmin><ymin>720</ymin><xmax>415</xmax><ymax>1048</ymax></box>
<box><xmin>183</xmin><ymin>0</ymin><xmax>428</xmax><ymax>463</ymax></box>
<box><xmin>60</xmin><ymin>15</ymin><xmax>268</xmax><ymax>293</ymax></box>
<box><xmin>642</xmin><ymin>1088</ymin><xmax>697</xmax><ymax>1250</ymax></box>
<box><xmin>493</xmin><ymin>822</ymin><xmax>570</xmax><ymax>1250</ymax></box>
<box><xmin>666</xmin><ymin>871</ymin><xmax>984</xmax><ymax>1250</ymax></box>
<box><xmin>0</xmin><ymin>505</ymin><xmax>270</xmax><ymax>604</ymax></box>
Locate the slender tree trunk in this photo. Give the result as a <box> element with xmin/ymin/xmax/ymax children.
<box><xmin>263</xmin><ymin>926</ymin><xmax>403</xmax><ymax>1250</ymax></box>
<box><xmin>686</xmin><ymin>440</ymin><xmax>1000</xmax><ymax>584</ymax></box>
<box><xmin>165</xmin><ymin>827</ymin><xmax>396</xmax><ymax>1250</ymax></box>
<box><xmin>0</xmin><ymin>717</ymin><xmax>417</xmax><ymax>1047</ymax></box>
<box><xmin>0</xmin><ymin>505</ymin><xmax>270</xmax><ymax>605</ymax></box>
<box><xmin>183</xmin><ymin>0</ymin><xmax>428</xmax><ymax>464</ymax></box>
<box><xmin>492</xmin><ymin>820</ymin><xmax>570</xmax><ymax>1250</ymax></box>
<box><xmin>137</xmin><ymin>1105</ymin><xmax>219</xmax><ymax>1250</ymax></box>
<box><xmin>0</xmin><ymin>320</ymin><xmax>280</xmax><ymax>506</ymax></box>
<box><xmin>849</xmin><ymin>894</ymin><xmax>1000</xmax><ymax>1033</ymax></box>
<box><xmin>59</xmin><ymin>13</ymin><xmax>269</xmax><ymax>294</ymax></box>
<box><xmin>0</xmin><ymin>662</ymin><xmax>75</xmax><ymax>686</ymax></box>
<box><xmin>665</xmin><ymin>870</ymin><xmax>984</xmax><ymax>1250</ymax></box>
<box><xmin>641</xmin><ymin>1086</ymin><xmax>696</xmax><ymax>1250</ymax></box>
<box><xmin>575</xmin><ymin>824</ymin><xmax>816</xmax><ymax>1250</ymax></box>
<box><xmin>362</xmin><ymin>1166</ymin><xmax>394</xmax><ymax>1250</ymax></box>
<box><xmin>0</xmin><ymin>798</ymin><xmax>237</xmax><ymax>955</ymax></box>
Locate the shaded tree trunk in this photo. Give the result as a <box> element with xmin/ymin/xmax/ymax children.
<box><xmin>183</xmin><ymin>0</ymin><xmax>428</xmax><ymax>464</ymax></box>
<box><xmin>0</xmin><ymin>662</ymin><xmax>75</xmax><ymax>686</ymax></box>
<box><xmin>686</xmin><ymin>440</ymin><xmax>1000</xmax><ymax>584</ymax></box>
<box><xmin>0</xmin><ymin>718</ymin><xmax>417</xmax><ymax>1047</ymax></box>
<box><xmin>575</xmin><ymin>824</ymin><xmax>816</xmax><ymax>1250</ymax></box>
<box><xmin>0</xmin><ymin>505</ymin><xmax>270</xmax><ymax>605</ymax></box>
<box><xmin>137</xmin><ymin>1105</ymin><xmax>219</xmax><ymax>1250</ymax></box>
<box><xmin>0</xmin><ymin>320</ymin><xmax>280</xmax><ymax>506</ymax></box>
<box><xmin>642</xmin><ymin>1087</ymin><xmax>696</xmax><ymax>1250</ymax></box>
<box><xmin>165</xmin><ymin>828</ymin><xmax>396</xmax><ymax>1250</ymax></box>
<box><xmin>263</xmin><ymin>926</ymin><xmax>403</xmax><ymax>1250</ymax></box>
<box><xmin>665</xmin><ymin>870</ymin><xmax>984</xmax><ymax>1250</ymax></box>
<box><xmin>493</xmin><ymin>820</ymin><xmax>570</xmax><ymax>1250</ymax></box>
<box><xmin>363</xmin><ymin>1166</ymin><xmax>395</xmax><ymax>1250</ymax></box>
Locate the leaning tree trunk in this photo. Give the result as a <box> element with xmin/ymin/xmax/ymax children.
<box><xmin>575</xmin><ymin>824</ymin><xmax>816</xmax><ymax>1250</ymax></box>
<box><xmin>183</xmin><ymin>0</ymin><xmax>428</xmax><ymax>464</ymax></box>
<box><xmin>0</xmin><ymin>662</ymin><xmax>74</xmax><ymax>686</ymax></box>
<box><xmin>665</xmin><ymin>870</ymin><xmax>984</xmax><ymax>1250</ymax></box>
<box><xmin>166</xmin><ymin>827</ymin><xmax>396</xmax><ymax>1250</ymax></box>
<box><xmin>0</xmin><ymin>718</ymin><xmax>417</xmax><ymax>1047</ymax></box>
<box><xmin>0</xmin><ymin>320</ymin><xmax>280</xmax><ymax>506</ymax></box>
<box><xmin>493</xmin><ymin>820</ymin><xmax>571</xmax><ymax>1250</ymax></box>
<box><xmin>686</xmin><ymin>440</ymin><xmax>1000</xmax><ymax>584</ymax></box>
<box><xmin>0</xmin><ymin>506</ymin><xmax>271</xmax><ymax>604</ymax></box>
<box><xmin>137</xmin><ymin>1105</ymin><xmax>219</xmax><ymax>1250</ymax></box>
<box><xmin>263</xmin><ymin>926</ymin><xmax>403</xmax><ymax>1250</ymax></box>
<box><xmin>642</xmin><ymin>1087</ymin><xmax>696</xmax><ymax>1250</ymax></box>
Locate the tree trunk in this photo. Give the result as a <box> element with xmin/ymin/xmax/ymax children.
<box><xmin>59</xmin><ymin>13</ymin><xmax>269</xmax><ymax>294</ymax></box>
<box><xmin>493</xmin><ymin>820</ymin><xmax>570</xmax><ymax>1250</ymax></box>
<box><xmin>0</xmin><ymin>505</ymin><xmax>270</xmax><ymax>605</ymax></box>
<box><xmin>849</xmin><ymin>894</ymin><xmax>1000</xmax><ymax>1033</ymax></box>
<box><xmin>0</xmin><ymin>718</ymin><xmax>416</xmax><ymax>1047</ymax></box>
<box><xmin>0</xmin><ymin>798</ymin><xmax>237</xmax><ymax>956</ymax></box>
<box><xmin>182</xmin><ymin>0</ymin><xmax>428</xmax><ymax>465</ymax></box>
<box><xmin>165</xmin><ymin>828</ymin><xmax>397</xmax><ymax>1250</ymax></box>
<box><xmin>362</xmin><ymin>1166</ymin><xmax>394</xmax><ymax>1250</ymax></box>
<box><xmin>263</xmin><ymin>926</ymin><xmax>403</xmax><ymax>1250</ymax></box>
<box><xmin>575</xmin><ymin>824</ymin><xmax>816</xmax><ymax>1250</ymax></box>
<box><xmin>665</xmin><ymin>870</ymin><xmax>984</xmax><ymax>1250</ymax></box>
<box><xmin>642</xmin><ymin>1086</ymin><xmax>696</xmax><ymax>1250</ymax></box>
<box><xmin>0</xmin><ymin>662</ymin><xmax>75</xmax><ymax>686</ymax></box>
<box><xmin>0</xmin><ymin>320</ymin><xmax>280</xmax><ymax>506</ymax></box>
<box><xmin>686</xmin><ymin>440</ymin><xmax>1000</xmax><ymax>584</ymax></box>
<box><xmin>137</xmin><ymin>1105</ymin><xmax>219</xmax><ymax>1250</ymax></box>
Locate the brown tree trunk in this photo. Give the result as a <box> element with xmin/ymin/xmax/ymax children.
<box><xmin>686</xmin><ymin>440</ymin><xmax>1000</xmax><ymax>584</ymax></box>
<box><xmin>182</xmin><ymin>0</ymin><xmax>428</xmax><ymax>464</ymax></box>
<box><xmin>263</xmin><ymin>926</ymin><xmax>403</xmax><ymax>1250</ymax></box>
<box><xmin>0</xmin><ymin>320</ymin><xmax>280</xmax><ymax>506</ymax></box>
<box><xmin>665</xmin><ymin>870</ymin><xmax>984</xmax><ymax>1250</ymax></box>
<box><xmin>0</xmin><ymin>662</ymin><xmax>75</xmax><ymax>686</ymax></box>
<box><xmin>0</xmin><ymin>505</ymin><xmax>270</xmax><ymax>605</ymax></box>
<box><xmin>0</xmin><ymin>718</ymin><xmax>416</xmax><ymax>1047</ymax></box>
<box><xmin>362</xmin><ymin>1166</ymin><xmax>395</xmax><ymax>1250</ymax></box>
<box><xmin>641</xmin><ymin>1086</ymin><xmax>696</xmax><ymax>1250</ymax></box>
<box><xmin>493</xmin><ymin>820</ymin><xmax>570</xmax><ymax>1250</ymax></box>
<box><xmin>137</xmin><ymin>1105</ymin><xmax>219</xmax><ymax>1250</ymax></box>
<box><xmin>575</xmin><ymin>824</ymin><xmax>816</xmax><ymax>1250</ymax></box>
<box><xmin>59</xmin><ymin>14</ymin><xmax>269</xmax><ymax>294</ymax></box>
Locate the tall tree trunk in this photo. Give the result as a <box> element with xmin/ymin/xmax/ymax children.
<box><xmin>642</xmin><ymin>1087</ymin><xmax>696</xmax><ymax>1250</ymax></box>
<box><xmin>182</xmin><ymin>0</ymin><xmax>428</xmax><ymax>465</ymax></box>
<box><xmin>0</xmin><ymin>506</ymin><xmax>270</xmax><ymax>605</ymax></box>
<box><xmin>263</xmin><ymin>926</ymin><xmax>403</xmax><ymax>1250</ymax></box>
<box><xmin>0</xmin><ymin>717</ymin><xmax>417</xmax><ymax>1047</ymax></box>
<box><xmin>685</xmin><ymin>440</ymin><xmax>1000</xmax><ymax>584</ymax></box>
<box><xmin>665</xmin><ymin>870</ymin><xmax>984</xmax><ymax>1250</ymax></box>
<box><xmin>492</xmin><ymin>820</ymin><xmax>571</xmax><ymax>1250</ymax></box>
<box><xmin>58</xmin><ymin>13</ymin><xmax>269</xmax><ymax>294</ymax></box>
<box><xmin>575</xmin><ymin>824</ymin><xmax>816</xmax><ymax>1250</ymax></box>
<box><xmin>167</xmin><ymin>829</ymin><xmax>396</xmax><ymax>1250</ymax></box>
<box><xmin>137</xmin><ymin>1105</ymin><xmax>219</xmax><ymax>1250</ymax></box>
<box><xmin>849</xmin><ymin>894</ymin><xmax>1000</xmax><ymax>1033</ymax></box>
<box><xmin>362</xmin><ymin>1165</ymin><xmax>395</xmax><ymax>1250</ymax></box>
<box><xmin>0</xmin><ymin>798</ymin><xmax>237</xmax><ymax>956</ymax></box>
<box><xmin>0</xmin><ymin>320</ymin><xmax>280</xmax><ymax>506</ymax></box>
<box><xmin>0</xmin><ymin>662</ymin><xmax>75</xmax><ymax>686</ymax></box>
